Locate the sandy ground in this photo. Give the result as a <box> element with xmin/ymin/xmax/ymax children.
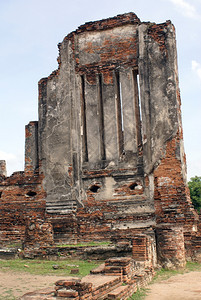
<box><xmin>0</xmin><ymin>270</ymin><xmax>76</xmax><ymax>299</ymax></box>
<box><xmin>0</xmin><ymin>270</ymin><xmax>201</xmax><ymax>299</ymax></box>
<box><xmin>145</xmin><ymin>271</ymin><xmax>201</xmax><ymax>300</ymax></box>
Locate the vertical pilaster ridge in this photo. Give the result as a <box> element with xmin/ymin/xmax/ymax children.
<box><xmin>98</xmin><ymin>74</ymin><xmax>106</xmax><ymax>160</ymax></box>
<box><xmin>133</xmin><ymin>70</ymin><xmax>142</xmax><ymax>154</ymax></box>
<box><xmin>115</xmin><ymin>70</ymin><xmax>124</xmax><ymax>157</ymax></box>
<box><xmin>138</xmin><ymin>24</ymin><xmax>152</xmax><ymax>171</ymax></box>
<box><xmin>80</xmin><ymin>75</ymin><xmax>88</xmax><ymax>162</ymax></box>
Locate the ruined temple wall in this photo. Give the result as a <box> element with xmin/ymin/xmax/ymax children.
<box><xmin>0</xmin><ymin>122</ymin><xmax>45</xmax><ymax>245</ymax></box>
<box><xmin>0</xmin><ymin>14</ymin><xmax>200</xmax><ymax>251</ymax></box>
<box><xmin>29</xmin><ymin>14</ymin><xmax>198</xmax><ymax>242</ymax></box>
<box><xmin>0</xmin><ymin>172</ymin><xmax>45</xmax><ymax>245</ymax></box>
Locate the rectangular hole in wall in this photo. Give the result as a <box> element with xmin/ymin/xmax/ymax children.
<box><xmin>133</xmin><ymin>69</ymin><xmax>142</xmax><ymax>151</ymax></box>
<box><xmin>81</xmin><ymin>75</ymin><xmax>88</xmax><ymax>162</ymax></box>
<box><xmin>115</xmin><ymin>71</ymin><xmax>124</xmax><ymax>156</ymax></box>
<box><xmin>98</xmin><ymin>74</ymin><xmax>106</xmax><ymax>160</ymax></box>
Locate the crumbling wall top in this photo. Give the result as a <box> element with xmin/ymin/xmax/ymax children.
<box><xmin>67</xmin><ymin>12</ymin><xmax>141</xmax><ymax>38</ymax></box>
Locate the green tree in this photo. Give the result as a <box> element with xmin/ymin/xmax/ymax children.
<box><xmin>188</xmin><ymin>176</ymin><xmax>201</xmax><ymax>212</ymax></box>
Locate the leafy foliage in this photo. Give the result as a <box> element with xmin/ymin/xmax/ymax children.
<box><xmin>188</xmin><ymin>176</ymin><xmax>201</xmax><ymax>212</ymax></box>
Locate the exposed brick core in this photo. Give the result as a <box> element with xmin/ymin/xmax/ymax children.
<box><xmin>132</xmin><ymin>235</ymin><xmax>149</xmax><ymax>261</ymax></box>
<box><xmin>147</xmin><ymin>21</ymin><xmax>172</xmax><ymax>55</ymax></box>
<box><xmin>23</xmin><ymin>217</ymin><xmax>54</xmax><ymax>250</ymax></box>
<box><xmin>0</xmin><ymin>171</ymin><xmax>46</xmax><ymax>245</ymax></box>
<box><xmin>156</xmin><ymin>224</ymin><xmax>186</xmax><ymax>269</ymax></box>
<box><xmin>154</xmin><ymin>134</ymin><xmax>198</xmax><ymax>229</ymax></box>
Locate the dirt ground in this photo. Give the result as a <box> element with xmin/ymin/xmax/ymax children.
<box><xmin>0</xmin><ymin>270</ymin><xmax>201</xmax><ymax>299</ymax></box>
<box><xmin>145</xmin><ymin>271</ymin><xmax>201</xmax><ymax>300</ymax></box>
<box><xmin>0</xmin><ymin>271</ymin><xmax>77</xmax><ymax>299</ymax></box>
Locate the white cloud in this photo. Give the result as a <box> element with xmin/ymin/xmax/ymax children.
<box><xmin>169</xmin><ymin>0</ymin><xmax>199</xmax><ymax>19</ymax></box>
<box><xmin>192</xmin><ymin>60</ymin><xmax>199</xmax><ymax>70</ymax></box>
<box><xmin>187</xmin><ymin>156</ymin><xmax>201</xmax><ymax>179</ymax></box>
<box><xmin>0</xmin><ymin>150</ymin><xmax>16</xmax><ymax>161</ymax></box>
<box><xmin>192</xmin><ymin>60</ymin><xmax>201</xmax><ymax>81</ymax></box>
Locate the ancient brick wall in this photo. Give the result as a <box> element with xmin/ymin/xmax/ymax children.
<box><xmin>23</xmin><ymin>216</ymin><xmax>54</xmax><ymax>250</ymax></box>
<box><xmin>0</xmin><ymin>171</ymin><xmax>45</xmax><ymax>245</ymax></box>
<box><xmin>0</xmin><ymin>13</ymin><xmax>200</xmax><ymax>266</ymax></box>
<box><xmin>156</xmin><ymin>224</ymin><xmax>186</xmax><ymax>269</ymax></box>
<box><xmin>154</xmin><ymin>135</ymin><xmax>198</xmax><ymax>230</ymax></box>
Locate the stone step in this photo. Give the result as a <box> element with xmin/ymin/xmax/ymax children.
<box><xmin>90</xmin><ymin>263</ymin><xmax>105</xmax><ymax>274</ymax></box>
<box><xmin>46</xmin><ymin>209</ymin><xmax>76</xmax><ymax>214</ymax></box>
<box><xmin>46</xmin><ymin>205</ymin><xmax>76</xmax><ymax>209</ymax></box>
<box><xmin>107</xmin><ymin>285</ymin><xmax>134</xmax><ymax>300</ymax></box>
<box><xmin>46</xmin><ymin>200</ymin><xmax>77</xmax><ymax>213</ymax></box>
<box><xmin>20</xmin><ymin>287</ymin><xmax>55</xmax><ymax>299</ymax></box>
<box><xmin>81</xmin><ymin>274</ymin><xmax>122</xmax><ymax>300</ymax></box>
<box><xmin>46</xmin><ymin>202</ymin><xmax>77</xmax><ymax>214</ymax></box>
<box><xmin>57</xmin><ymin>288</ymin><xmax>79</xmax><ymax>298</ymax></box>
<box><xmin>46</xmin><ymin>210</ymin><xmax>76</xmax><ymax>214</ymax></box>
<box><xmin>46</xmin><ymin>202</ymin><xmax>77</xmax><ymax>207</ymax></box>
<box><xmin>46</xmin><ymin>203</ymin><xmax>77</xmax><ymax>208</ymax></box>
<box><xmin>46</xmin><ymin>199</ymin><xmax>77</xmax><ymax>204</ymax></box>
<box><xmin>107</xmin><ymin>197</ymin><xmax>148</xmax><ymax>206</ymax></box>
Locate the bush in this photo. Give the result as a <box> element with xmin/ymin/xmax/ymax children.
<box><xmin>188</xmin><ymin>176</ymin><xmax>201</xmax><ymax>212</ymax></box>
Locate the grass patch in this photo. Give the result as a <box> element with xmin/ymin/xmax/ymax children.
<box><xmin>1</xmin><ymin>241</ymin><xmax>111</xmax><ymax>249</ymax></box>
<box><xmin>129</xmin><ymin>288</ymin><xmax>148</xmax><ymax>300</ymax></box>
<box><xmin>152</xmin><ymin>261</ymin><xmax>201</xmax><ymax>283</ymax></box>
<box><xmin>0</xmin><ymin>258</ymin><xmax>101</xmax><ymax>277</ymax></box>
<box><xmin>56</xmin><ymin>241</ymin><xmax>111</xmax><ymax>247</ymax></box>
<box><xmin>0</xmin><ymin>296</ymin><xmax>16</xmax><ymax>300</ymax></box>
<box><xmin>0</xmin><ymin>289</ymin><xmax>16</xmax><ymax>300</ymax></box>
<box><xmin>185</xmin><ymin>261</ymin><xmax>201</xmax><ymax>271</ymax></box>
<box><xmin>151</xmin><ymin>267</ymin><xmax>184</xmax><ymax>283</ymax></box>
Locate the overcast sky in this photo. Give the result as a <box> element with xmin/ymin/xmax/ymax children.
<box><xmin>0</xmin><ymin>0</ymin><xmax>200</xmax><ymax>179</ymax></box>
